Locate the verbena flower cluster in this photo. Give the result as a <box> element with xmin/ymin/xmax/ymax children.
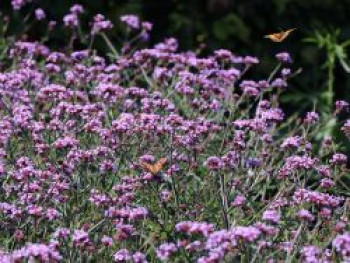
<box><xmin>1</xmin><ymin>2</ymin><xmax>349</xmax><ymax>262</ymax></box>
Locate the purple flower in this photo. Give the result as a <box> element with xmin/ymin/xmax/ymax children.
<box><xmin>246</xmin><ymin>157</ymin><xmax>262</xmax><ymax>168</ymax></box>
<box><xmin>258</xmin><ymin>80</ymin><xmax>269</xmax><ymax>89</ymax></box>
<box><xmin>114</xmin><ymin>249</ymin><xmax>131</xmax><ymax>262</ymax></box>
<box><xmin>300</xmin><ymin>246</ymin><xmax>323</xmax><ymax>263</ymax></box>
<box><xmin>205</xmin><ymin>156</ymin><xmax>223</xmax><ymax>170</ymax></box>
<box><xmin>281</xmin><ymin>136</ymin><xmax>302</xmax><ymax>149</ymax></box>
<box><xmin>323</xmin><ymin>136</ymin><xmax>333</xmax><ymax>147</ymax></box>
<box><xmin>214</xmin><ymin>49</ymin><xmax>233</xmax><ymax>60</ymax></box>
<box><xmin>115</xmin><ymin>223</ymin><xmax>134</xmax><ymax>240</ymax></box>
<box><xmin>92</xmin><ymin>83</ymin><xmax>124</xmax><ymax>103</ymax></box>
<box><xmin>70</xmin><ymin>50</ymin><xmax>89</xmax><ymax>60</ymax></box>
<box><xmin>342</xmin><ymin>120</ymin><xmax>350</xmax><ymax>137</ymax></box>
<box><xmin>37</xmin><ymin>84</ymin><xmax>67</xmax><ymax>102</ymax></box>
<box><xmin>175</xmin><ymin>221</ymin><xmax>214</xmax><ymax>237</ymax></box>
<box><xmin>319</xmin><ymin>207</ymin><xmax>332</xmax><ymax>218</ymax></box>
<box><xmin>262</xmin><ymin>210</ymin><xmax>280</xmax><ymax>224</ymax></box>
<box><xmin>101</xmin><ymin>236</ymin><xmax>113</xmax><ymax>247</ymax></box>
<box><xmin>133</xmin><ymin>252</ymin><xmax>148</xmax><ymax>263</ymax></box>
<box><xmin>297</xmin><ymin>209</ymin><xmax>315</xmax><ymax>222</ymax></box>
<box><xmin>12</xmin><ymin>104</ymin><xmax>33</xmax><ymax>129</ymax></box>
<box><xmin>271</xmin><ymin>78</ymin><xmax>287</xmax><ymax>88</ymax></box>
<box><xmin>320</xmin><ymin>178</ymin><xmax>335</xmax><ymax>189</ymax></box>
<box><xmin>120</xmin><ymin>14</ymin><xmax>140</xmax><ymax>29</ymax></box>
<box><xmin>255</xmin><ymin>223</ymin><xmax>279</xmax><ymax>236</ymax></box>
<box><xmin>243</xmin><ymin>56</ymin><xmax>259</xmax><ymax>65</ymax></box>
<box><xmin>106</xmin><ymin>206</ymin><xmax>148</xmax><ymax>220</ymax></box>
<box><xmin>281</xmin><ymin>68</ymin><xmax>291</xmax><ymax>78</ymax></box>
<box><xmin>156</xmin><ymin>243</ymin><xmax>177</xmax><ymax>261</ymax></box>
<box><xmin>240</xmin><ymin>80</ymin><xmax>258</xmax><ymax>90</ymax></box>
<box><xmin>53</xmin><ymin>228</ymin><xmax>70</xmax><ymax>239</ymax></box>
<box><xmin>231</xmin><ymin>195</ymin><xmax>246</xmax><ymax>207</ymax></box>
<box><xmin>70</xmin><ymin>4</ymin><xmax>84</xmax><ymax>14</ymax></box>
<box><xmin>53</xmin><ymin>136</ymin><xmax>79</xmax><ymax>149</ymax></box>
<box><xmin>46</xmin><ymin>208</ymin><xmax>60</xmax><ymax>221</ymax></box>
<box><xmin>317</xmin><ymin>165</ymin><xmax>331</xmax><ymax>177</ymax></box>
<box><xmin>289</xmin><ymin>155</ymin><xmax>317</xmax><ymax>169</ymax></box>
<box><xmin>279</xmin><ymin>155</ymin><xmax>318</xmax><ymax>178</ymax></box>
<box><xmin>262</xmin><ymin>133</ymin><xmax>273</xmax><ymax>143</ymax></box>
<box><xmin>330</xmin><ymin>153</ymin><xmax>347</xmax><ymax>165</ymax></box>
<box><xmin>221</xmin><ymin>151</ymin><xmax>239</xmax><ymax>168</ymax></box>
<box><xmin>293</xmin><ymin>188</ymin><xmax>343</xmax><ymax>207</ymax></box>
<box><xmin>174</xmin><ymin>83</ymin><xmax>194</xmax><ymax>95</ymax></box>
<box><xmin>63</xmin><ymin>13</ymin><xmax>78</xmax><ymax>28</ymax></box>
<box><xmin>232</xmin><ymin>226</ymin><xmax>261</xmax><ymax>242</ymax></box>
<box><xmin>91</xmin><ymin>14</ymin><xmax>113</xmax><ymax>35</ymax></box>
<box><xmin>154</xmin><ymin>37</ymin><xmax>179</xmax><ymax>52</ymax></box>
<box><xmin>73</xmin><ymin>229</ymin><xmax>90</xmax><ymax>247</ymax></box>
<box><xmin>304</xmin><ymin>111</ymin><xmax>319</xmax><ymax>124</ymax></box>
<box><xmin>11</xmin><ymin>0</ymin><xmax>31</xmax><ymax>10</ymax></box>
<box><xmin>140</xmin><ymin>31</ymin><xmax>150</xmax><ymax>42</ymax></box>
<box><xmin>9</xmin><ymin>243</ymin><xmax>62</xmax><ymax>262</ymax></box>
<box><xmin>142</xmin><ymin>21</ymin><xmax>153</xmax><ymax>31</ymax></box>
<box><xmin>35</xmin><ymin>8</ymin><xmax>46</xmax><ymax>21</ymax></box>
<box><xmin>335</xmin><ymin>100</ymin><xmax>349</xmax><ymax>112</ymax></box>
<box><xmin>27</xmin><ymin>205</ymin><xmax>43</xmax><ymax>217</ymax></box>
<box><xmin>335</xmin><ymin>221</ymin><xmax>347</xmax><ymax>233</ymax></box>
<box><xmin>243</xmin><ymin>86</ymin><xmax>260</xmax><ymax>97</ymax></box>
<box><xmin>276</xmin><ymin>52</ymin><xmax>292</xmax><ymax>63</ymax></box>
<box><xmin>332</xmin><ymin>232</ymin><xmax>350</xmax><ymax>260</ymax></box>
<box><xmin>139</xmin><ymin>154</ymin><xmax>155</xmax><ymax>163</ymax></box>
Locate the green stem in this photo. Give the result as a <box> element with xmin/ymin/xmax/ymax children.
<box><xmin>286</xmin><ymin>223</ymin><xmax>304</xmax><ymax>263</ymax></box>
<box><xmin>100</xmin><ymin>33</ymin><xmax>119</xmax><ymax>59</ymax></box>
<box><xmin>219</xmin><ymin>172</ymin><xmax>229</xmax><ymax>229</ymax></box>
<box><xmin>169</xmin><ymin>131</ymin><xmax>179</xmax><ymax>207</ymax></box>
<box><xmin>267</xmin><ymin>63</ymin><xmax>282</xmax><ymax>83</ymax></box>
<box><xmin>327</xmin><ymin>59</ymin><xmax>335</xmax><ymax>112</ymax></box>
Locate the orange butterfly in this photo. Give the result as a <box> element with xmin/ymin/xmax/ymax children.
<box><xmin>141</xmin><ymin>157</ymin><xmax>167</xmax><ymax>174</ymax></box>
<box><xmin>264</xmin><ymin>28</ymin><xmax>296</xmax><ymax>42</ymax></box>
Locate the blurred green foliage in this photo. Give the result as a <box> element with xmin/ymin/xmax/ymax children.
<box><xmin>1</xmin><ymin>0</ymin><xmax>350</xmax><ymax>110</ymax></box>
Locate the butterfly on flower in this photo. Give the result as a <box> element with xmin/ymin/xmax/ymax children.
<box><xmin>141</xmin><ymin>157</ymin><xmax>167</xmax><ymax>175</ymax></box>
<box><xmin>264</xmin><ymin>28</ymin><xmax>296</xmax><ymax>42</ymax></box>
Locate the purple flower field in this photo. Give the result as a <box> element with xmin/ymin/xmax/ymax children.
<box><xmin>0</xmin><ymin>2</ymin><xmax>349</xmax><ymax>262</ymax></box>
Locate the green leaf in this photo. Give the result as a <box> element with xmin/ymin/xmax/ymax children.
<box><xmin>335</xmin><ymin>44</ymin><xmax>350</xmax><ymax>73</ymax></box>
<box><xmin>338</xmin><ymin>57</ymin><xmax>350</xmax><ymax>73</ymax></box>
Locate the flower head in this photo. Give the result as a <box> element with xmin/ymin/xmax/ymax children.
<box><xmin>276</xmin><ymin>52</ymin><xmax>292</xmax><ymax>63</ymax></box>
<box><xmin>120</xmin><ymin>14</ymin><xmax>140</xmax><ymax>29</ymax></box>
<box><xmin>35</xmin><ymin>9</ymin><xmax>46</xmax><ymax>21</ymax></box>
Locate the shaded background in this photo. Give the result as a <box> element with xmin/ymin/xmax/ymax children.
<box><xmin>1</xmin><ymin>0</ymin><xmax>350</xmax><ymax>113</ymax></box>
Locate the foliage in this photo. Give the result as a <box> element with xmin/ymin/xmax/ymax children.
<box><xmin>304</xmin><ymin>29</ymin><xmax>350</xmax><ymax>113</ymax></box>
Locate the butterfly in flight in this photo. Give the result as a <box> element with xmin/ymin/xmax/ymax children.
<box><xmin>141</xmin><ymin>157</ymin><xmax>167</xmax><ymax>175</ymax></box>
<box><xmin>264</xmin><ymin>28</ymin><xmax>296</xmax><ymax>42</ymax></box>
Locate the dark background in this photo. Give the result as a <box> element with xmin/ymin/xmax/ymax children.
<box><xmin>1</xmin><ymin>0</ymin><xmax>350</xmax><ymax>113</ymax></box>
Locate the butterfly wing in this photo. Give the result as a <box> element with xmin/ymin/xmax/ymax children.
<box><xmin>264</xmin><ymin>28</ymin><xmax>296</xmax><ymax>42</ymax></box>
<box><xmin>279</xmin><ymin>28</ymin><xmax>296</xmax><ymax>41</ymax></box>
<box><xmin>141</xmin><ymin>157</ymin><xmax>167</xmax><ymax>174</ymax></box>
<box><xmin>264</xmin><ymin>33</ymin><xmax>283</xmax><ymax>42</ymax></box>
<box><xmin>286</xmin><ymin>28</ymin><xmax>297</xmax><ymax>34</ymax></box>
<box><xmin>141</xmin><ymin>162</ymin><xmax>157</xmax><ymax>174</ymax></box>
<box><xmin>141</xmin><ymin>158</ymin><xmax>167</xmax><ymax>174</ymax></box>
<box><xmin>154</xmin><ymin>157</ymin><xmax>167</xmax><ymax>174</ymax></box>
